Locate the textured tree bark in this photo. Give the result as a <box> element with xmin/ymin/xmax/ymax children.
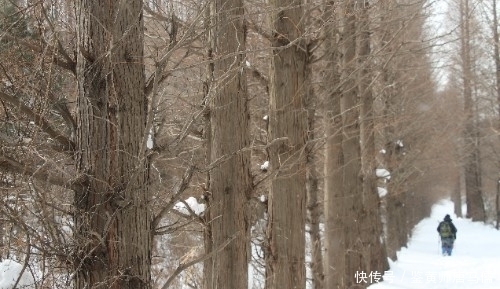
<box><xmin>460</xmin><ymin>0</ymin><xmax>485</xmax><ymax>221</ymax></box>
<box><xmin>493</xmin><ymin>0</ymin><xmax>500</xmax><ymax>230</ymax></box>
<box><xmin>340</xmin><ymin>1</ymin><xmax>364</xmax><ymax>287</ymax></box>
<box><xmin>494</xmin><ymin>0</ymin><xmax>500</xmax><ymax>123</ymax></box>
<box><xmin>358</xmin><ymin>0</ymin><xmax>389</xmax><ymax>278</ymax></box>
<box><xmin>265</xmin><ymin>0</ymin><xmax>307</xmax><ymax>288</ymax></box>
<box><xmin>385</xmin><ymin>191</ymin><xmax>407</xmax><ymax>261</ymax></box>
<box><xmin>453</xmin><ymin>174</ymin><xmax>463</xmax><ymax>218</ymax></box>
<box><xmin>74</xmin><ymin>2</ymin><xmax>151</xmax><ymax>288</ymax></box>
<box><xmin>377</xmin><ymin>0</ymin><xmax>410</xmax><ymax>261</ymax></box>
<box><xmin>323</xmin><ymin>2</ymin><xmax>345</xmax><ymax>288</ymax></box>
<box><xmin>306</xmin><ymin>65</ymin><xmax>324</xmax><ymax>289</ymax></box>
<box><xmin>203</xmin><ymin>0</ymin><xmax>251</xmax><ymax>288</ymax></box>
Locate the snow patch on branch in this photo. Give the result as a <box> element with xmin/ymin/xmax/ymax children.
<box><xmin>378</xmin><ymin>187</ymin><xmax>388</xmax><ymax>198</ymax></box>
<box><xmin>376</xmin><ymin>168</ymin><xmax>391</xmax><ymax>180</ymax></box>
<box><xmin>174</xmin><ymin>197</ymin><xmax>205</xmax><ymax>216</ymax></box>
<box><xmin>260</xmin><ymin>161</ymin><xmax>269</xmax><ymax>171</ymax></box>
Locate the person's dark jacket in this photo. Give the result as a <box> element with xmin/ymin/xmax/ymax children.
<box><xmin>437</xmin><ymin>217</ymin><xmax>457</xmax><ymax>240</ymax></box>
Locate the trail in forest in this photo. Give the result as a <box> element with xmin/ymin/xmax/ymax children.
<box><xmin>368</xmin><ymin>199</ymin><xmax>500</xmax><ymax>289</ymax></box>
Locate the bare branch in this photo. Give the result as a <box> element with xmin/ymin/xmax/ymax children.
<box><xmin>40</xmin><ymin>5</ymin><xmax>76</xmax><ymax>68</ymax></box>
<box><xmin>0</xmin><ymin>91</ymin><xmax>75</xmax><ymax>151</ymax></box>
<box><xmin>246</xmin><ymin>19</ymin><xmax>272</xmax><ymax>41</ymax></box>
<box><xmin>245</xmin><ymin>63</ymin><xmax>269</xmax><ymax>93</ymax></box>
<box><xmin>152</xmin><ymin>165</ymin><xmax>196</xmax><ymax>231</ymax></box>
<box><xmin>3</xmin><ymin>34</ymin><xmax>76</xmax><ymax>75</ymax></box>
<box><xmin>144</xmin><ymin>4</ymin><xmax>169</xmax><ymax>22</ymax></box>
<box><xmin>160</xmin><ymin>235</ymin><xmax>236</xmax><ymax>289</ymax></box>
<box><xmin>12</xmin><ymin>233</ymin><xmax>32</xmax><ymax>289</ymax></box>
<box><xmin>0</xmin><ymin>155</ymin><xmax>83</xmax><ymax>192</ymax></box>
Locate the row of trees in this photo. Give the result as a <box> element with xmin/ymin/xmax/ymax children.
<box><xmin>0</xmin><ymin>0</ymin><xmax>499</xmax><ymax>288</ymax></box>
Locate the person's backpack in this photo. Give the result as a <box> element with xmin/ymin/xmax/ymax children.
<box><xmin>439</xmin><ymin>221</ymin><xmax>452</xmax><ymax>238</ymax></box>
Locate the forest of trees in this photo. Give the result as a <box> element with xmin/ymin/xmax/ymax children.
<box><xmin>0</xmin><ymin>0</ymin><xmax>499</xmax><ymax>288</ymax></box>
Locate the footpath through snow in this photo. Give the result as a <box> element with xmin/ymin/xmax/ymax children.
<box><xmin>368</xmin><ymin>199</ymin><xmax>500</xmax><ymax>289</ymax></box>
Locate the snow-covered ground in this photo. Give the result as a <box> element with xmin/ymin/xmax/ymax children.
<box><xmin>2</xmin><ymin>199</ymin><xmax>499</xmax><ymax>289</ymax></box>
<box><xmin>0</xmin><ymin>259</ymin><xmax>35</xmax><ymax>289</ymax></box>
<box><xmin>369</xmin><ymin>199</ymin><xmax>500</xmax><ymax>289</ymax></box>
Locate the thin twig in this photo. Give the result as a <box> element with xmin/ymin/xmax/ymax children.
<box><xmin>160</xmin><ymin>235</ymin><xmax>236</xmax><ymax>289</ymax></box>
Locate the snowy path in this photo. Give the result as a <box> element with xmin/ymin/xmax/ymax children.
<box><xmin>368</xmin><ymin>199</ymin><xmax>500</xmax><ymax>289</ymax></box>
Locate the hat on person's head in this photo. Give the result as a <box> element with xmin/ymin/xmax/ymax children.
<box><xmin>444</xmin><ymin>214</ymin><xmax>451</xmax><ymax>221</ymax></box>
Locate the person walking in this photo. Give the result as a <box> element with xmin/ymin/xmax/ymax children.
<box><xmin>437</xmin><ymin>214</ymin><xmax>457</xmax><ymax>256</ymax></box>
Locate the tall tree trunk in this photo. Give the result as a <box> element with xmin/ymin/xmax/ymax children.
<box><xmin>204</xmin><ymin>0</ymin><xmax>251</xmax><ymax>288</ymax></box>
<box><xmin>265</xmin><ymin>0</ymin><xmax>307</xmax><ymax>288</ymax></box>
<box><xmin>74</xmin><ymin>2</ymin><xmax>151</xmax><ymax>288</ymax></box>
<box><xmin>492</xmin><ymin>0</ymin><xmax>500</xmax><ymax>229</ymax></box>
<box><xmin>495</xmin><ymin>0</ymin><xmax>500</xmax><ymax>134</ymax></box>
<box><xmin>323</xmin><ymin>2</ymin><xmax>345</xmax><ymax>288</ymax></box>
<box><xmin>306</xmin><ymin>67</ymin><xmax>324</xmax><ymax>289</ymax></box>
<box><xmin>453</xmin><ymin>173</ymin><xmax>463</xmax><ymax>218</ymax></box>
<box><xmin>358</xmin><ymin>0</ymin><xmax>389</xmax><ymax>277</ymax></box>
<box><xmin>378</xmin><ymin>0</ymin><xmax>408</xmax><ymax>261</ymax></box>
<box><xmin>496</xmin><ymin>178</ymin><xmax>500</xmax><ymax>229</ymax></box>
<box><xmin>460</xmin><ymin>0</ymin><xmax>485</xmax><ymax>221</ymax></box>
<box><xmin>202</xmin><ymin>3</ymin><xmax>214</xmax><ymax>288</ymax></box>
<box><xmin>339</xmin><ymin>0</ymin><xmax>364</xmax><ymax>286</ymax></box>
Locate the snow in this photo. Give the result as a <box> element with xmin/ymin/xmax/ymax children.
<box><xmin>377</xmin><ymin>187</ymin><xmax>388</xmax><ymax>198</ymax></box>
<box><xmin>147</xmin><ymin>129</ymin><xmax>154</xmax><ymax>149</ymax></box>
<box><xmin>2</xmin><ymin>79</ymin><xmax>12</xmax><ymax>87</ymax></box>
<box><xmin>368</xmin><ymin>199</ymin><xmax>500</xmax><ymax>289</ymax></box>
<box><xmin>260</xmin><ymin>161</ymin><xmax>269</xmax><ymax>171</ymax></box>
<box><xmin>0</xmin><ymin>259</ymin><xmax>35</xmax><ymax>289</ymax></box>
<box><xmin>376</xmin><ymin>169</ymin><xmax>391</xmax><ymax>180</ymax></box>
<box><xmin>249</xmin><ymin>214</ymin><xmax>267</xmax><ymax>289</ymax></box>
<box><xmin>173</xmin><ymin>197</ymin><xmax>205</xmax><ymax>215</ymax></box>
